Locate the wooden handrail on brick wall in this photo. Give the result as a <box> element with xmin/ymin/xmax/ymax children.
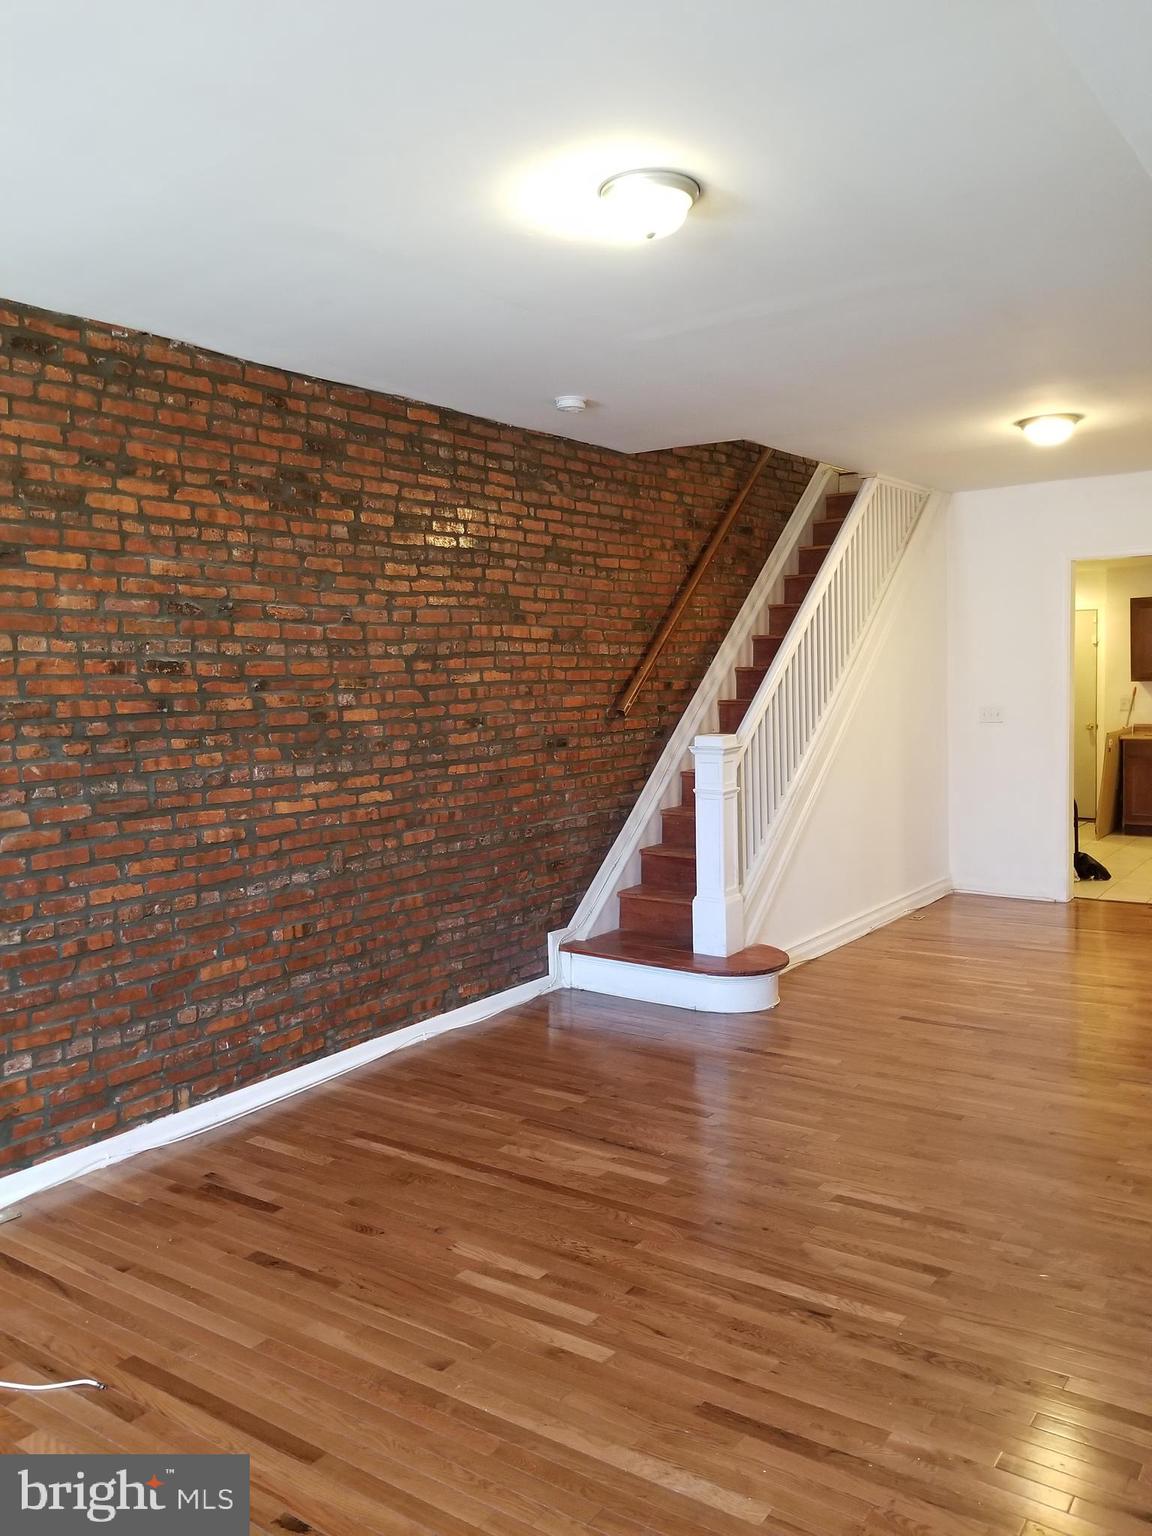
<box><xmin>614</xmin><ymin>446</ymin><xmax>775</xmax><ymax>716</ymax></box>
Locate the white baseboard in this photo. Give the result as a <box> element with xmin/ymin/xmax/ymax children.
<box><xmin>0</xmin><ymin>971</ymin><xmax>555</xmax><ymax>1212</ymax></box>
<box><xmin>562</xmin><ymin>949</ymin><xmax>780</xmax><ymax>1013</ymax></box>
<box><xmin>951</xmin><ymin>884</ymin><xmax>1065</xmax><ymax>903</ymax></box>
<box><xmin>784</xmin><ymin>877</ymin><xmax>954</xmax><ymax>967</ymax></box>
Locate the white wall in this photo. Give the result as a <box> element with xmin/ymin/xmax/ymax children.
<box><xmin>749</xmin><ymin>497</ymin><xmax>951</xmax><ymax>959</ymax></box>
<box><xmin>949</xmin><ymin>470</ymin><xmax>1152</xmax><ymax>900</ymax></box>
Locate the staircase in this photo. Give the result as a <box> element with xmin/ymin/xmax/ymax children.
<box><xmin>558</xmin><ymin>468</ymin><xmax>931</xmax><ymax>1013</ymax></box>
<box><xmin>560</xmin><ymin>486</ymin><xmax>859</xmax><ymax>1008</ymax></box>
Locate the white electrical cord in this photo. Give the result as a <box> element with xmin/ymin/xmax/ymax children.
<box><xmin>0</xmin><ymin>1378</ymin><xmax>106</xmax><ymax>1392</ymax></box>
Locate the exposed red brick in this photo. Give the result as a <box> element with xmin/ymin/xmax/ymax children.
<box><xmin>0</xmin><ymin>295</ymin><xmax>815</xmax><ymax>1174</ymax></box>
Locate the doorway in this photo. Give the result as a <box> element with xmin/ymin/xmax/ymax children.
<box><xmin>1072</xmin><ymin>557</ymin><xmax>1152</xmax><ymax>904</ymax></box>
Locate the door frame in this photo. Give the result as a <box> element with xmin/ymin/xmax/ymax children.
<box><xmin>1063</xmin><ymin>551</ymin><xmax>1152</xmax><ymax>900</ymax></box>
<box><xmin>1072</xmin><ymin>606</ymin><xmax>1099</xmax><ymax>819</ymax></box>
<box><xmin>1065</xmin><ymin>564</ymin><xmax>1101</xmax><ymax>900</ymax></box>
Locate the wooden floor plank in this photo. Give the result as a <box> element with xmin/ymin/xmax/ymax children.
<box><xmin>3</xmin><ymin>894</ymin><xmax>1152</xmax><ymax>1534</ymax></box>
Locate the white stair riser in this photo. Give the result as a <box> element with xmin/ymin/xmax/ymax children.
<box><xmin>563</xmin><ymin>952</ymin><xmax>779</xmax><ymax>1014</ymax></box>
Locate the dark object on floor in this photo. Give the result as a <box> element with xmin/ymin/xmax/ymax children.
<box><xmin>1074</xmin><ymin>802</ymin><xmax>1111</xmax><ymax>881</ymax></box>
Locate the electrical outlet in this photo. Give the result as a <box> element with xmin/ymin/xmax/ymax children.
<box><xmin>978</xmin><ymin>705</ymin><xmax>1005</xmax><ymax>725</ymax></box>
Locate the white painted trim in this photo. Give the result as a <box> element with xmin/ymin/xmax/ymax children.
<box><xmin>690</xmin><ymin>733</ymin><xmax>745</xmax><ymax>954</ymax></box>
<box><xmin>557</xmin><ymin>462</ymin><xmax>839</xmax><ymax>944</ymax></box>
<box><xmin>0</xmin><ymin>971</ymin><xmax>555</xmax><ymax>1212</ymax></box>
<box><xmin>546</xmin><ymin>926</ymin><xmax>567</xmax><ymax>977</ymax></box>
<box><xmin>564</xmin><ymin>950</ymin><xmax>779</xmax><ymax>1013</ymax></box>
<box><xmin>741</xmin><ymin>493</ymin><xmax>947</xmax><ymax>939</ymax></box>
<box><xmin>784</xmin><ymin>878</ymin><xmax>954</xmax><ymax>967</ymax></box>
<box><xmin>952</xmin><ymin>885</ymin><xmax>1064</xmax><ymax>903</ymax></box>
<box><xmin>846</xmin><ymin>472</ymin><xmax>933</xmax><ymax>496</ymax></box>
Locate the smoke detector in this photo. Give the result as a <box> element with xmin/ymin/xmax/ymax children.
<box><xmin>554</xmin><ymin>395</ymin><xmax>588</xmax><ymax>413</ymax></box>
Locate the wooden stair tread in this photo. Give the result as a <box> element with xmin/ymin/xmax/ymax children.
<box><xmin>562</xmin><ymin>930</ymin><xmax>790</xmax><ymax>977</ymax></box>
<box><xmin>659</xmin><ymin>805</ymin><xmax>695</xmax><ymax>847</ymax></box>
<box><xmin>639</xmin><ymin>842</ymin><xmax>696</xmax><ymax>892</ymax></box>
<box><xmin>752</xmin><ymin>634</ymin><xmax>783</xmax><ymax>666</ymax></box>
<box><xmin>766</xmin><ymin>604</ymin><xmax>800</xmax><ymax>636</ymax></box>
<box><xmin>618</xmin><ymin>882</ymin><xmax>693</xmax><ymax>942</ymax></box>
<box><xmin>618</xmin><ymin>884</ymin><xmax>692</xmax><ymax>906</ymax></box>
<box><xmin>718</xmin><ymin>697</ymin><xmax>751</xmax><ymax>732</ymax></box>
<box><xmin>813</xmin><ymin>517</ymin><xmax>846</xmax><ymax>542</ymax></box>
<box><xmin>735</xmin><ymin>665</ymin><xmax>767</xmax><ymax>698</ymax></box>
<box><xmin>824</xmin><ymin>490</ymin><xmax>857</xmax><ymax>516</ymax></box>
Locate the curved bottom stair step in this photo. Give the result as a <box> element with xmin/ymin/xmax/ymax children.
<box><xmin>560</xmin><ymin>931</ymin><xmax>788</xmax><ymax>1015</ymax></box>
<box><xmin>562</xmin><ymin>931</ymin><xmax>788</xmax><ymax>975</ymax></box>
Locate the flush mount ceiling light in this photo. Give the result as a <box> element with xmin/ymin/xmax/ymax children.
<box><xmin>598</xmin><ymin>169</ymin><xmax>701</xmax><ymax>241</ymax></box>
<box><xmin>1015</xmin><ymin>413</ymin><xmax>1084</xmax><ymax>446</ymax></box>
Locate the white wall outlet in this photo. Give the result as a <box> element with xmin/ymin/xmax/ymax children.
<box><xmin>978</xmin><ymin>705</ymin><xmax>1005</xmax><ymax>725</ymax></box>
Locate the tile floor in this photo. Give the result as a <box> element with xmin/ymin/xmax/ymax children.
<box><xmin>1074</xmin><ymin>818</ymin><xmax>1152</xmax><ymax>901</ymax></box>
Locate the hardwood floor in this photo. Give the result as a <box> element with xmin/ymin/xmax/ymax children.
<box><xmin>3</xmin><ymin>894</ymin><xmax>1152</xmax><ymax>1535</ymax></box>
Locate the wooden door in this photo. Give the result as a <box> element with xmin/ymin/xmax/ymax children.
<box><xmin>1073</xmin><ymin>609</ymin><xmax>1099</xmax><ymax>817</ymax></box>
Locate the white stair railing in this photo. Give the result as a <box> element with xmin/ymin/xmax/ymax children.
<box><xmin>692</xmin><ymin>476</ymin><xmax>930</xmax><ymax>955</ymax></box>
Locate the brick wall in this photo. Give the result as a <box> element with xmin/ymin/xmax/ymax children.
<box><xmin>0</xmin><ymin>297</ymin><xmax>815</xmax><ymax>1173</ymax></box>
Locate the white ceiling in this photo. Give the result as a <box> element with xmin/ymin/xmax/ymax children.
<box><xmin>1</xmin><ymin>0</ymin><xmax>1150</xmax><ymax>490</ymax></box>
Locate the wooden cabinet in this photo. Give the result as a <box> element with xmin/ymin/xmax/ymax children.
<box><xmin>1132</xmin><ymin>597</ymin><xmax>1152</xmax><ymax>681</ymax></box>
<box><xmin>1122</xmin><ymin>737</ymin><xmax>1152</xmax><ymax>833</ymax></box>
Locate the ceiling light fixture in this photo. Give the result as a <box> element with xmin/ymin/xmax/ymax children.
<box><xmin>554</xmin><ymin>395</ymin><xmax>587</xmax><ymax>413</ymax></box>
<box><xmin>1015</xmin><ymin>413</ymin><xmax>1083</xmax><ymax>446</ymax></box>
<box><xmin>598</xmin><ymin>169</ymin><xmax>701</xmax><ymax>241</ymax></box>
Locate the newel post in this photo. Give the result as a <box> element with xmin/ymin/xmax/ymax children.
<box><xmin>690</xmin><ymin>735</ymin><xmax>744</xmax><ymax>956</ymax></box>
